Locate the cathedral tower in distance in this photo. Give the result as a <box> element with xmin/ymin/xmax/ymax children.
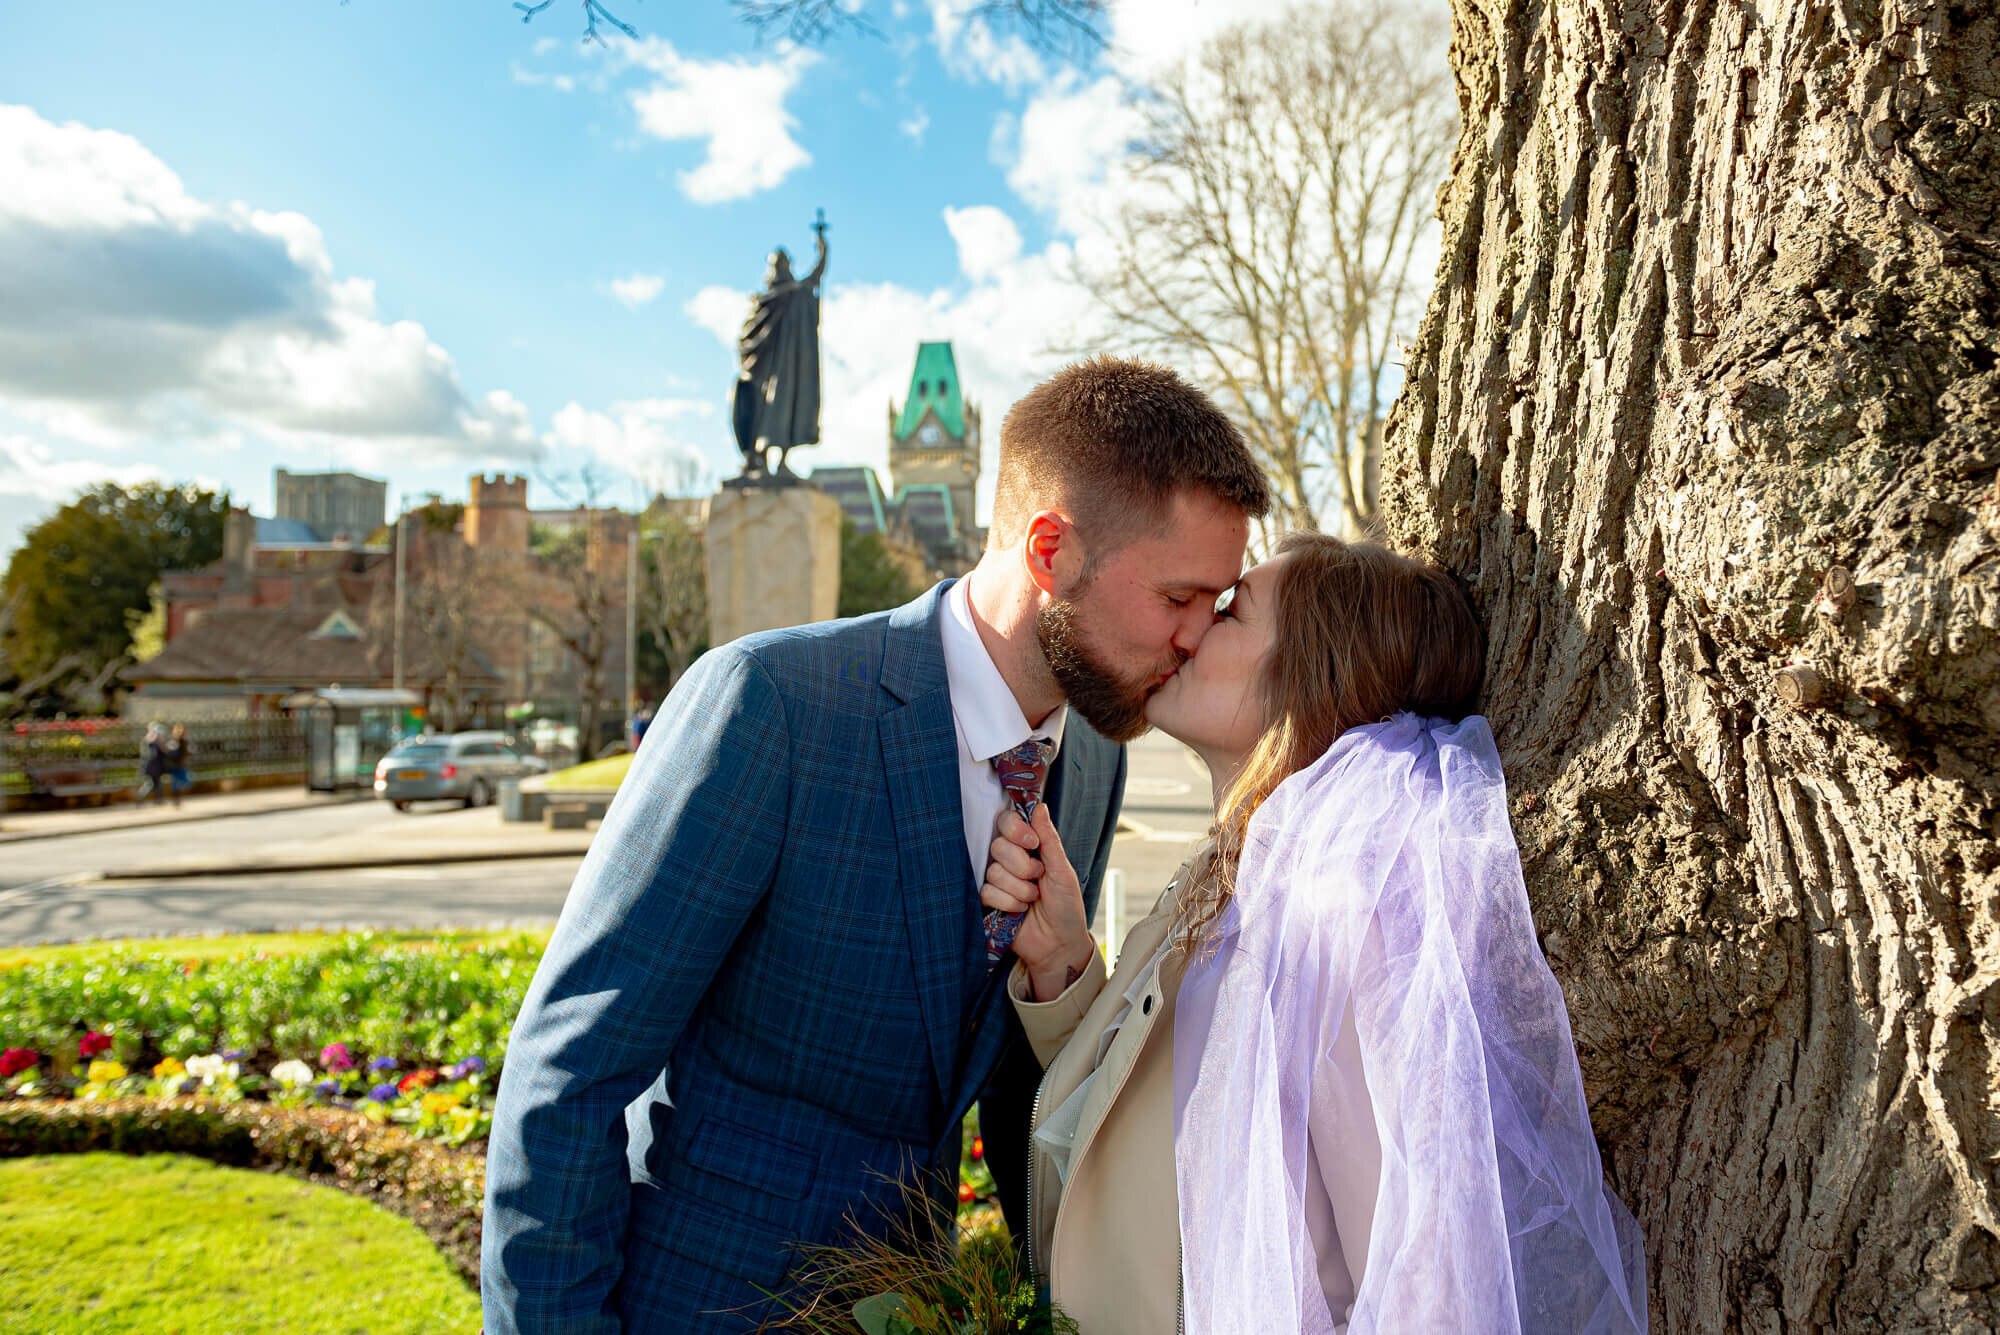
<box><xmin>887</xmin><ymin>342</ymin><xmax>980</xmax><ymax>559</ymax></box>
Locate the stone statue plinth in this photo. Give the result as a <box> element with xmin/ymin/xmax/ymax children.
<box><xmin>705</xmin><ymin>484</ymin><xmax>842</xmax><ymax>645</ymax></box>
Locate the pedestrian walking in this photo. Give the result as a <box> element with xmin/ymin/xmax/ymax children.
<box><xmin>139</xmin><ymin>724</ymin><xmax>168</xmax><ymax>804</ymax></box>
<box><xmin>165</xmin><ymin>723</ymin><xmax>193</xmax><ymax>807</ymax></box>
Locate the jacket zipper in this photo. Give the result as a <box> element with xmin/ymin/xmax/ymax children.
<box><xmin>1176</xmin><ymin>1234</ymin><xmax>1185</xmax><ymax>1334</ymax></box>
<box><xmin>1025</xmin><ymin>1064</ymin><xmax>1050</xmax><ymax>1284</ymax></box>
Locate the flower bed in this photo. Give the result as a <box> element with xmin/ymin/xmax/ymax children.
<box><xmin>0</xmin><ymin>930</ymin><xmax>538</xmax><ymax>1146</ymax></box>
<box><xmin>0</xmin><ymin>926</ymin><xmax>1005</xmax><ymax>1298</ymax></box>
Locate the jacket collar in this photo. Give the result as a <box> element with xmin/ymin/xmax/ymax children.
<box><xmin>880</xmin><ymin>580</ymin><xmax>954</xmax><ymax>705</ymax></box>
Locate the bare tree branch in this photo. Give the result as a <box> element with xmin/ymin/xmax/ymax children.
<box><xmin>1070</xmin><ymin>2</ymin><xmax>1454</xmax><ymax>536</ymax></box>
<box><xmin>512</xmin><ymin>0</ymin><xmax>1105</xmax><ymax>54</ymax></box>
<box><xmin>733</xmin><ymin>0</ymin><xmax>1102</xmax><ymax>53</ymax></box>
<box><xmin>636</xmin><ymin>511</ymin><xmax>708</xmax><ymax>692</ymax></box>
<box><xmin>515</xmin><ymin>0</ymin><xmax>638</xmax><ymax>45</ymax></box>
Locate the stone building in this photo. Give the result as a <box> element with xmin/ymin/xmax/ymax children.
<box><xmin>273</xmin><ymin>467</ymin><xmax>387</xmax><ymax>543</ymax></box>
<box><xmin>129</xmin><ymin>473</ymin><xmax>631</xmax><ymax>752</ymax></box>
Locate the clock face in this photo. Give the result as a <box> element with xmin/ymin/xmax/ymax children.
<box><xmin>918</xmin><ymin>423</ymin><xmax>942</xmax><ymax>446</ymax></box>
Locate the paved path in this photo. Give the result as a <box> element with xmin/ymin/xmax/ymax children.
<box><xmin>1100</xmin><ymin>729</ymin><xmax>1213</xmax><ymax>959</ymax></box>
<box><xmin>0</xmin><ymin>858</ymin><xmax>584</xmax><ymax>947</ymax></box>
<box><xmin>0</xmin><ymin>733</ymin><xmax>1216</xmax><ymax>949</ymax></box>
<box><xmin>0</xmin><ymin>786</ymin><xmax>367</xmax><ymax>845</ymax></box>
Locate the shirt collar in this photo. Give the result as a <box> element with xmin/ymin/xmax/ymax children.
<box><xmin>940</xmin><ymin>574</ymin><xmax>1068</xmax><ymax>763</ymax></box>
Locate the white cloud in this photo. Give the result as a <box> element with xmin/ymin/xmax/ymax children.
<box><xmin>545</xmin><ymin>397</ymin><xmax>714</xmax><ymax>491</ymax></box>
<box><xmin>622</xmin><ymin>39</ymin><xmax>820</xmax><ymax>204</ymax></box>
<box><xmin>941</xmin><ymin>205</ymin><xmax>1023</xmax><ymax>282</ymax></box>
<box><xmin>1104</xmin><ymin>0</ymin><xmax>1299</xmax><ymax>80</ymax></box>
<box><xmin>0</xmin><ymin>103</ymin><xmax>542</xmax><ymax>481</ymax></box>
<box><xmin>531</xmin><ymin>36</ymin><xmax>562</xmax><ymax>56</ymax></box>
<box><xmin>512</xmin><ymin>63</ymin><xmax>577</xmax><ymax>93</ymax></box>
<box><xmin>0</xmin><ymin>432</ymin><xmax>167</xmax><ymax>502</ymax></box>
<box><xmin>685</xmin><ymin>285</ymin><xmax>749</xmax><ymax>346</ymax></box>
<box><xmin>1002</xmin><ymin>72</ymin><xmax>1142</xmax><ymax>238</ymax></box>
<box><xmin>899</xmin><ymin>105</ymin><xmax>931</xmax><ymax>144</ymax></box>
<box><xmin>608</xmin><ymin>272</ymin><xmax>666</xmax><ymax>308</ymax></box>
<box><xmin>928</xmin><ymin>0</ymin><xmax>1045</xmax><ymax>91</ymax></box>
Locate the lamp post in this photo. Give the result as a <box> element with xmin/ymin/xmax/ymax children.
<box><xmin>624</xmin><ymin>527</ymin><xmax>638</xmax><ymax>750</ymax></box>
<box><xmin>392</xmin><ymin>505</ymin><xmax>406</xmax><ymax>692</ymax></box>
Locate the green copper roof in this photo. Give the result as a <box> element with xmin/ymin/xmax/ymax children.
<box><xmin>894</xmin><ymin>342</ymin><xmax>966</xmax><ymax>440</ymax></box>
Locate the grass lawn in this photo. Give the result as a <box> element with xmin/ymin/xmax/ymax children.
<box><xmin>536</xmin><ymin>753</ymin><xmax>632</xmax><ymax>791</ymax></box>
<box><xmin>0</xmin><ymin>1153</ymin><xmax>481</xmax><ymax>1334</ymax></box>
<box><xmin>0</xmin><ymin>926</ymin><xmax>547</xmax><ymax>969</ymax></box>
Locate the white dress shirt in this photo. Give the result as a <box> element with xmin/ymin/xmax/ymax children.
<box><xmin>939</xmin><ymin>574</ymin><xmax>1068</xmax><ymax>884</ymax></box>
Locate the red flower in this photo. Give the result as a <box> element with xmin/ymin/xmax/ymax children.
<box><xmin>970</xmin><ymin>1137</ymin><xmax>984</xmax><ymax>1161</ymax></box>
<box><xmin>957</xmin><ymin>1181</ymin><xmax>976</xmax><ymax>1205</ymax></box>
<box><xmin>78</xmin><ymin>1031</ymin><xmax>112</xmax><ymax>1059</ymax></box>
<box><xmin>0</xmin><ymin>1048</ymin><xmax>38</xmax><ymax>1078</ymax></box>
<box><xmin>398</xmin><ymin>1068</ymin><xmax>439</xmax><ymax>1094</ymax></box>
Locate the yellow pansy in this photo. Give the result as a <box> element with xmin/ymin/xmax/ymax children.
<box><xmin>421</xmin><ymin>1091</ymin><xmax>463</xmax><ymax>1116</ymax></box>
<box><xmin>153</xmin><ymin>1057</ymin><xmax>186</xmax><ymax>1079</ymax></box>
<box><xmin>87</xmin><ymin>1060</ymin><xmax>127</xmax><ymax>1083</ymax></box>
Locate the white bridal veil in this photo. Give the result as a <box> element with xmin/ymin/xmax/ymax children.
<box><xmin>1173</xmin><ymin>715</ymin><xmax>1648</xmax><ymax>1334</ymax></box>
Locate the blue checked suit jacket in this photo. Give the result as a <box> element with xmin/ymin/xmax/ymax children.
<box><xmin>481</xmin><ymin>582</ymin><xmax>1126</xmax><ymax>1333</ymax></box>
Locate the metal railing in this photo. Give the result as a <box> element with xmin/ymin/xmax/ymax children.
<box><xmin>1</xmin><ymin>719</ymin><xmax>308</xmax><ymax>798</ymax></box>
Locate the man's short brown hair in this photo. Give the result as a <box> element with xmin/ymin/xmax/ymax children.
<box><xmin>988</xmin><ymin>357</ymin><xmax>1271</xmax><ymax>550</ymax></box>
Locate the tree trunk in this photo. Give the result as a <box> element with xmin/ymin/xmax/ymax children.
<box><xmin>1383</xmin><ymin>0</ymin><xmax>2000</xmax><ymax>1328</ymax></box>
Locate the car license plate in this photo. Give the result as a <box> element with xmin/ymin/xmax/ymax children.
<box><xmin>397</xmin><ymin>770</ymin><xmax>426</xmax><ymax>780</ymax></box>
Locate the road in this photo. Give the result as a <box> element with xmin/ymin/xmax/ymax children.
<box><xmin>0</xmin><ymin>733</ymin><xmax>1216</xmax><ymax>949</ymax></box>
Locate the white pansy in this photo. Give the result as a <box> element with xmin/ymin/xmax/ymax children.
<box><xmin>270</xmin><ymin>1059</ymin><xmax>315</xmax><ymax>1088</ymax></box>
<box><xmin>183</xmin><ymin>1054</ymin><xmax>237</xmax><ymax>1084</ymax></box>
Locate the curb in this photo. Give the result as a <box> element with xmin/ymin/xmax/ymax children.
<box><xmin>0</xmin><ymin>794</ymin><xmax>372</xmax><ymax>846</ymax></box>
<box><xmin>95</xmin><ymin>843</ymin><xmax>594</xmax><ymax>882</ymax></box>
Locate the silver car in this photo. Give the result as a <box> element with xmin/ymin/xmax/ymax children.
<box><xmin>373</xmin><ymin>731</ymin><xmax>544</xmax><ymax>811</ymax></box>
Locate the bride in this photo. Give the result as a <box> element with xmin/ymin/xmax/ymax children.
<box><xmin>981</xmin><ymin>533</ymin><xmax>1648</xmax><ymax>1334</ymax></box>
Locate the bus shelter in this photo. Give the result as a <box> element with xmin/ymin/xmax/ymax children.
<box><xmin>282</xmin><ymin>688</ymin><xmax>422</xmax><ymax>793</ymax></box>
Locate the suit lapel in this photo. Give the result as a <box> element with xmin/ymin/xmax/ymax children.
<box><xmin>879</xmin><ymin>582</ymin><xmax>971</xmax><ymax>1107</ymax></box>
<box><xmin>1041</xmin><ymin>731</ymin><xmax>1094</xmax><ymax>854</ymax></box>
<box><xmin>880</xmin><ymin>695</ymin><xmax>971</xmax><ymax>1108</ymax></box>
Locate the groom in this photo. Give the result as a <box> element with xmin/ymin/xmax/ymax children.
<box><xmin>482</xmin><ymin>357</ymin><xmax>1270</xmax><ymax>1333</ymax></box>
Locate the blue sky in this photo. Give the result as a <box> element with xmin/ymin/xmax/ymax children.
<box><xmin>0</xmin><ymin>0</ymin><xmax>1294</xmax><ymax>557</ymax></box>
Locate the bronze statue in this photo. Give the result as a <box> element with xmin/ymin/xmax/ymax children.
<box><xmin>730</xmin><ymin>211</ymin><xmax>828</xmax><ymax>482</ymax></box>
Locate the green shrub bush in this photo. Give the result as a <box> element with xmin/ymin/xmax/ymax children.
<box><xmin>0</xmin><ymin>929</ymin><xmax>543</xmax><ymax>1074</ymax></box>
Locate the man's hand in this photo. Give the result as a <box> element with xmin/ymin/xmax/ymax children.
<box><xmin>981</xmin><ymin>805</ymin><xmax>1096</xmax><ymax>1001</ymax></box>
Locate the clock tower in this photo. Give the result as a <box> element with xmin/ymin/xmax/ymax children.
<box><xmin>887</xmin><ymin>341</ymin><xmax>981</xmax><ymax>560</ymax></box>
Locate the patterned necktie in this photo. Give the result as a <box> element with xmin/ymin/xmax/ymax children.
<box><xmin>982</xmin><ymin>736</ymin><xmax>1055</xmax><ymax>966</ymax></box>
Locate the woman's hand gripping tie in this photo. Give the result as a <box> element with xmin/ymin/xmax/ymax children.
<box><xmin>981</xmin><ymin>804</ymin><xmax>1097</xmax><ymax>1002</ymax></box>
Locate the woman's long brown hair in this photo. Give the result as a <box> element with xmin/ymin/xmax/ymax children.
<box><xmin>1174</xmin><ymin>533</ymin><xmax>1487</xmax><ymax>949</ymax></box>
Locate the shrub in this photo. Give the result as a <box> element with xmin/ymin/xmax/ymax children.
<box><xmin>0</xmin><ymin>930</ymin><xmax>542</xmax><ymax>1076</ymax></box>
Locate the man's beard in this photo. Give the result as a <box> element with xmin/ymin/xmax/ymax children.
<box><xmin>1037</xmin><ymin>597</ymin><xmax>1178</xmax><ymax>744</ymax></box>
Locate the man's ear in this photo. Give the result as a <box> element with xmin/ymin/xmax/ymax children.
<box><xmin>1022</xmin><ymin>510</ymin><xmax>1081</xmax><ymax>597</ymax></box>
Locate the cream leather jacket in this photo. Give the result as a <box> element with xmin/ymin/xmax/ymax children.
<box><xmin>1010</xmin><ymin>848</ymin><xmax>1380</xmax><ymax>1334</ymax></box>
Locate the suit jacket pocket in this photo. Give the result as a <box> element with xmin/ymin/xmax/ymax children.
<box><xmin>684</xmin><ymin>1113</ymin><xmax>820</xmax><ymax>1202</ymax></box>
<box><xmin>628</xmin><ymin>1177</ymin><xmax>799</xmax><ymax>1289</ymax></box>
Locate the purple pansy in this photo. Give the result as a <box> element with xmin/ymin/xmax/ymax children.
<box><xmin>367</xmin><ymin>1082</ymin><xmax>400</xmax><ymax>1103</ymax></box>
<box><xmin>368</xmin><ymin>1055</ymin><xmax>398</xmax><ymax>1073</ymax></box>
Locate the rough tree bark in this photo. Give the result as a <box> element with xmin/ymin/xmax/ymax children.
<box><xmin>1383</xmin><ymin>0</ymin><xmax>2000</xmax><ymax>1328</ymax></box>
